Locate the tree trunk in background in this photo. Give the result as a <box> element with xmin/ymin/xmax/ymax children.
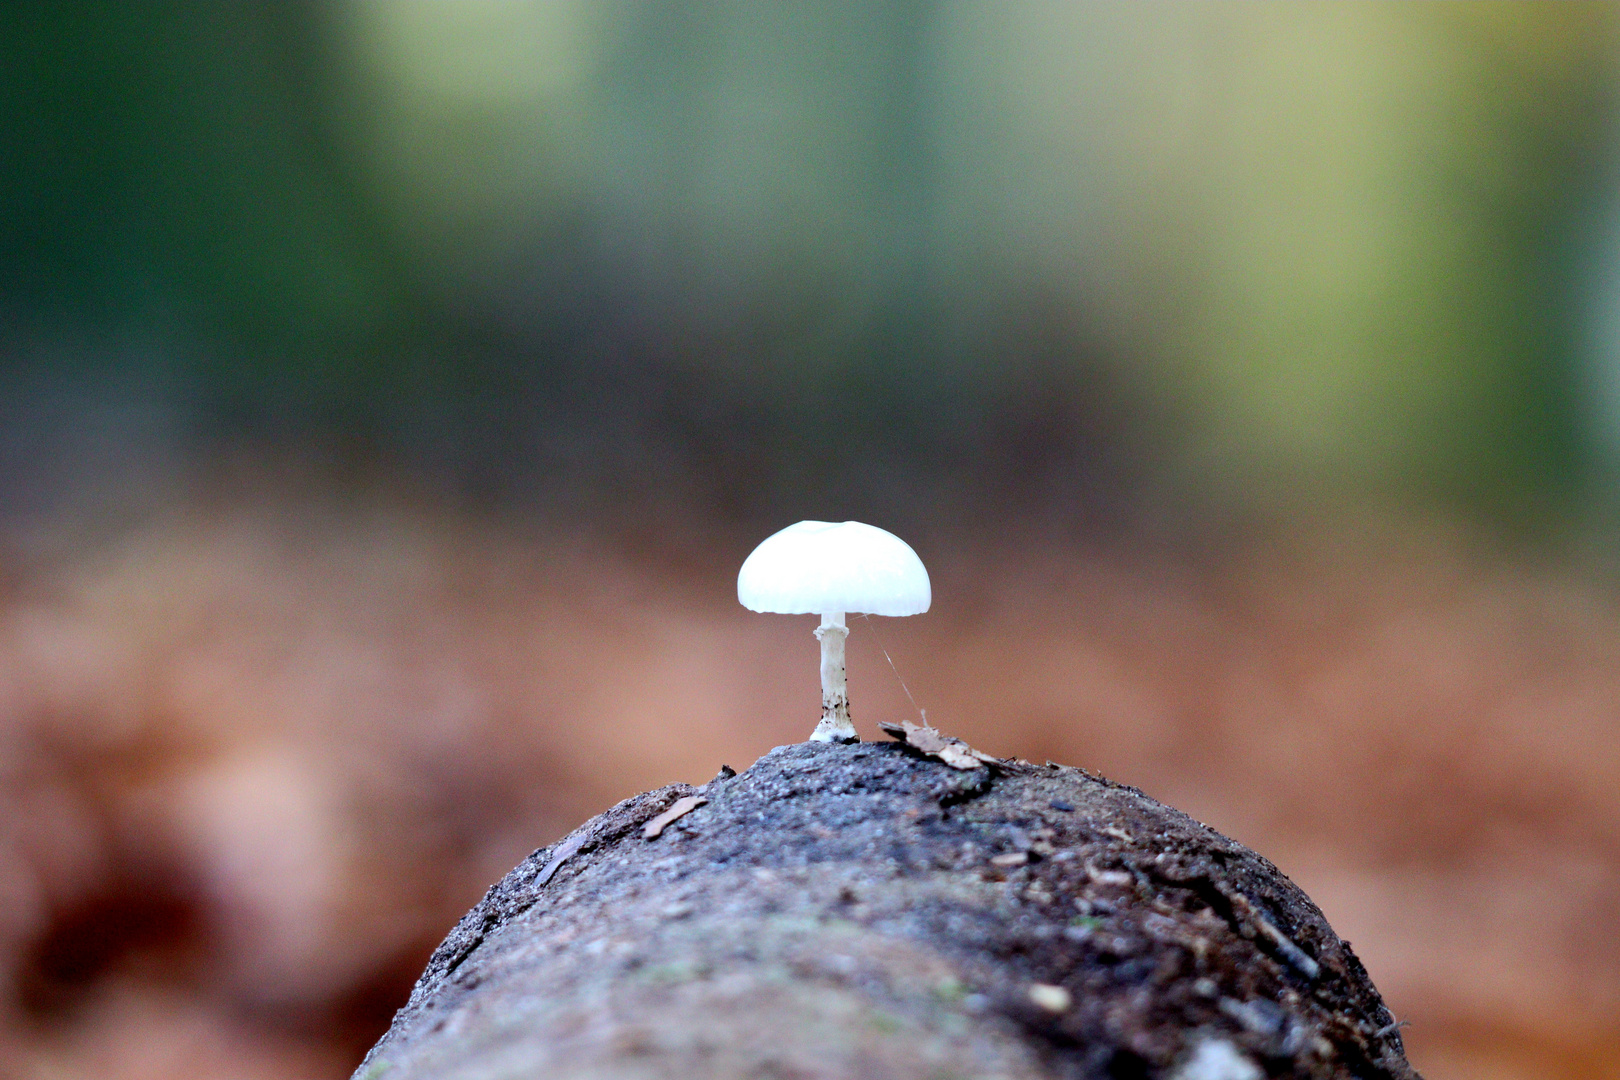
<box><xmin>354</xmin><ymin>739</ymin><xmax>1420</xmax><ymax>1080</ymax></box>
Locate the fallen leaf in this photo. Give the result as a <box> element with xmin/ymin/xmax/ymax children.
<box><xmin>878</xmin><ymin>720</ymin><xmax>999</xmax><ymax>771</ymax></box>
<box><xmin>642</xmin><ymin>794</ymin><xmax>708</xmax><ymax>840</ymax></box>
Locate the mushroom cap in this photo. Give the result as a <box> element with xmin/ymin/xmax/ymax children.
<box><xmin>738</xmin><ymin>520</ymin><xmax>931</xmax><ymax>617</ymax></box>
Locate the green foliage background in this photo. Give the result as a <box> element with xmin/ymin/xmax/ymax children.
<box><xmin>3</xmin><ymin>2</ymin><xmax>1617</xmax><ymax>530</ymax></box>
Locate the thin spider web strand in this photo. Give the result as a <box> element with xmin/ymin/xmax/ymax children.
<box><xmin>857</xmin><ymin>613</ymin><xmax>927</xmax><ymax>724</ymax></box>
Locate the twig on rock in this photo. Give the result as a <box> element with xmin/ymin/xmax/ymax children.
<box><xmin>533</xmin><ymin>832</ymin><xmax>589</xmax><ymax>887</ymax></box>
<box><xmin>642</xmin><ymin>795</ymin><xmax>708</xmax><ymax>840</ymax></box>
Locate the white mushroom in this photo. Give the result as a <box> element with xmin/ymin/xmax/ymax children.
<box><xmin>738</xmin><ymin>520</ymin><xmax>931</xmax><ymax>743</ymax></box>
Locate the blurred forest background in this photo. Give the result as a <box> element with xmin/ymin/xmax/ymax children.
<box><xmin>2</xmin><ymin>3</ymin><xmax>1619</xmax><ymax>1078</ymax></box>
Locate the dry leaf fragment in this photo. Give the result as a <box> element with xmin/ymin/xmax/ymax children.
<box><xmin>877</xmin><ymin>719</ymin><xmax>998</xmax><ymax>771</ymax></box>
<box><xmin>642</xmin><ymin>795</ymin><xmax>708</xmax><ymax>840</ymax></box>
<box><xmin>936</xmin><ymin>743</ymin><xmax>987</xmax><ymax>770</ymax></box>
<box><xmin>535</xmin><ymin>832</ymin><xmax>588</xmax><ymax>886</ymax></box>
<box><xmin>891</xmin><ymin>722</ymin><xmax>949</xmax><ymax>754</ymax></box>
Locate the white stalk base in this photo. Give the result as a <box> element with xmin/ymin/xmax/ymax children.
<box><xmin>810</xmin><ymin>611</ymin><xmax>857</xmax><ymax>743</ymax></box>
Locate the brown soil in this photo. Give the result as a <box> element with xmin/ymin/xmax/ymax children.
<box><xmin>357</xmin><ymin>739</ymin><xmax>1419</xmax><ymax>1080</ymax></box>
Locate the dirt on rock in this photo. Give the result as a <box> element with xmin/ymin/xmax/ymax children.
<box><xmin>355</xmin><ymin>737</ymin><xmax>1419</xmax><ymax>1080</ymax></box>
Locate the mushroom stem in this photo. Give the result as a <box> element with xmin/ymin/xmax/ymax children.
<box><xmin>810</xmin><ymin>611</ymin><xmax>857</xmax><ymax>743</ymax></box>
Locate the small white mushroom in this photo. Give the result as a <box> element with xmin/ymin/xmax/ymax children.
<box><xmin>738</xmin><ymin>520</ymin><xmax>930</xmax><ymax>743</ymax></box>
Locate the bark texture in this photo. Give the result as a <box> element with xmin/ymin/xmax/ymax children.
<box><xmin>354</xmin><ymin>740</ymin><xmax>1420</xmax><ymax>1080</ymax></box>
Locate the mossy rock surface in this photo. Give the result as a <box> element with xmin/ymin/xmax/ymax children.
<box><xmin>355</xmin><ymin>740</ymin><xmax>1419</xmax><ymax>1080</ymax></box>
